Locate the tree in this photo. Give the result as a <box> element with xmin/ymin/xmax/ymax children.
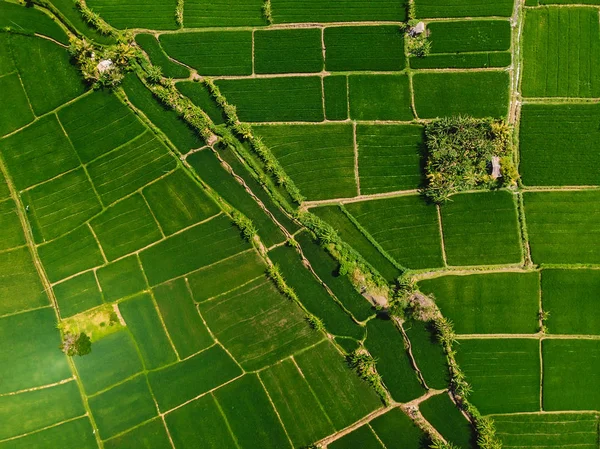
<box><xmin>60</xmin><ymin>332</ymin><xmax>92</xmax><ymax>357</ymax></box>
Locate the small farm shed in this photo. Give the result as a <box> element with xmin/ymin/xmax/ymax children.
<box><xmin>491</xmin><ymin>156</ymin><xmax>501</xmax><ymax>179</ymax></box>
<box><xmin>410</xmin><ymin>22</ymin><xmax>426</xmax><ymax>36</ymax></box>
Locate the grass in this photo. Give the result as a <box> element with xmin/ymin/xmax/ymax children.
<box><xmin>198</xmin><ymin>277</ymin><xmax>322</xmax><ymax>370</ymax></box>
<box><xmin>260</xmin><ymin>358</ymin><xmax>335</xmax><ymax>447</ymax></box>
<box><xmin>414</xmin><ymin>0</ymin><xmax>514</xmax><ymax>18</ymax></box>
<box><xmin>419</xmin><ymin>393</ymin><xmax>475</xmax><ymax>449</ymax></box>
<box><xmin>542</xmin><ymin>339</ymin><xmax>600</xmax><ymax>410</ymax></box>
<box><xmin>59</xmin><ymin>303</ymin><xmax>123</xmax><ymax>342</ymax></box>
<box><xmin>365</xmin><ymin>316</ymin><xmax>425</xmax><ymax>402</ymax></box>
<box><xmin>0</xmin><ymin>198</ymin><xmax>26</xmax><ymax>250</ymax></box>
<box><xmin>176</xmin><ymin>82</ymin><xmax>227</xmax><ymax>125</ymax></box>
<box><xmin>410</xmin><ymin>52</ymin><xmax>512</xmax><ymax>69</ymax></box>
<box><xmin>147</xmin><ymin>345</ymin><xmax>242</xmax><ymax>411</ymax></box>
<box><xmin>519</xmin><ymin>103</ymin><xmax>600</xmax><ymax>186</ymax></box>
<box><xmin>253</xmin><ymin>124</ymin><xmax>357</xmax><ymax>201</ymax></box>
<box><xmin>135</xmin><ymin>34</ymin><xmax>190</xmax><ymax>79</ymax></box>
<box><xmin>53</xmin><ymin>271</ymin><xmax>104</xmax><ymax>318</ymax></box>
<box><xmin>85</xmin><ymin>0</ymin><xmax>178</xmax><ymax>29</ymax></box>
<box><xmin>215</xmin><ymin>76</ymin><xmax>324</xmax><ymax>122</ymax></box>
<box><xmin>119</xmin><ymin>293</ymin><xmax>177</xmax><ymax>370</ymax></box>
<box><xmin>96</xmin><ymin>255</ymin><xmax>147</xmax><ymax>302</ymax></box>
<box><xmin>403</xmin><ymin>319</ymin><xmax>448</xmax><ymax>390</ymax></box>
<box><xmin>329</xmin><ymin>425</ymin><xmax>383</xmax><ymax>449</ymax></box>
<box><xmin>441</xmin><ymin>191</ymin><xmax>522</xmax><ymax>266</ymax></box>
<box><xmin>0</xmin><ymin>73</ymin><xmax>34</xmax><ymax>138</ymax></box>
<box><xmin>325</xmin><ymin>26</ymin><xmax>405</xmax><ymax>72</ymax></box>
<box><xmin>254</xmin><ymin>28</ymin><xmax>323</xmax><ymax>74</ymax></box>
<box><xmin>160</xmin><ymin>31</ymin><xmax>252</xmax><ymax>76</ymax></box>
<box><xmin>324</xmin><ymin>75</ymin><xmax>348</xmax><ymax>120</ymax></box>
<box><xmin>105</xmin><ymin>418</ymin><xmax>172</xmax><ymax>449</ymax></box>
<box><xmin>542</xmin><ymin>269</ymin><xmax>600</xmax><ymax>335</ymax></box>
<box><xmin>356</xmin><ymin>124</ymin><xmax>424</xmax><ymax>195</ymax></box>
<box><xmin>2</xmin><ymin>417</ymin><xmax>97</xmax><ymax>449</ymax></box>
<box><xmin>345</xmin><ymin>195</ymin><xmax>444</xmax><ymax>270</ymax></box>
<box><xmin>23</xmin><ymin>168</ymin><xmax>102</xmax><ymax>243</ymax></box>
<box><xmin>521</xmin><ymin>7</ymin><xmax>600</xmax><ymax>98</ymax></box>
<box><xmin>456</xmin><ymin>338</ymin><xmax>540</xmax><ymax>414</ymax></box>
<box><xmin>523</xmin><ymin>190</ymin><xmax>600</xmax><ymax>264</ymax></box>
<box><xmin>348</xmin><ymin>74</ymin><xmax>413</xmax><ymax>121</ymax></box>
<box><xmin>419</xmin><ymin>272</ymin><xmax>540</xmax><ymax>334</ymax></box>
<box><xmin>153</xmin><ymin>278</ymin><xmax>214</xmax><ymax>358</ymax></box>
<box><xmin>413</xmin><ymin>71</ymin><xmax>510</xmax><ymax>119</ymax></box>
<box><xmin>428</xmin><ymin>20</ymin><xmax>512</xmax><ymax>53</ymax></box>
<box><xmin>0</xmin><ymin>308</ymin><xmax>70</xmax><ymax>394</ymax></box>
<box><xmin>271</xmin><ymin>0</ymin><xmax>406</xmax><ymax>22</ymax></box>
<box><xmin>370</xmin><ymin>408</ymin><xmax>426</xmax><ymax>449</ymax></box>
<box><xmin>183</xmin><ymin>0</ymin><xmax>266</xmax><ymax>27</ymax></box>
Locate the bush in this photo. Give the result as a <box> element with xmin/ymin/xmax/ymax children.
<box><xmin>60</xmin><ymin>332</ymin><xmax>92</xmax><ymax>356</ymax></box>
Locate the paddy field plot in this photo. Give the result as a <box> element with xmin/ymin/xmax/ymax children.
<box><xmin>176</xmin><ymin>82</ymin><xmax>228</xmax><ymax>125</ymax></box>
<box><xmin>440</xmin><ymin>191</ymin><xmax>522</xmax><ymax>266</ymax></box>
<box><xmin>419</xmin><ymin>271</ymin><xmax>540</xmax><ymax>334</ymax></box>
<box><xmin>410</xmin><ymin>52</ymin><xmax>512</xmax><ymax>69</ymax></box>
<box><xmin>344</xmin><ymin>195</ymin><xmax>444</xmax><ymax>270</ymax></box>
<box><xmin>323</xmin><ymin>75</ymin><xmax>348</xmax><ymax>120</ymax></box>
<box><xmin>456</xmin><ymin>338</ymin><xmax>540</xmax><ymax>414</ymax></box>
<box><xmin>0</xmin><ymin>248</ymin><xmax>46</xmax><ymax>317</ymax></box>
<box><xmin>85</xmin><ymin>0</ymin><xmax>178</xmax><ymax>29</ymax></box>
<box><xmin>104</xmin><ymin>418</ymin><xmax>172</xmax><ymax>449</ymax></box>
<box><xmin>419</xmin><ymin>393</ymin><xmax>475</xmax><ymax>449</ymax></box>
<box><xmin>414</xmin><ymin>0</ymin><xmax>515</xmax><ymax>18</ymax></box>
<box><xmin>0</xmin><ymin>2</ymin><xmax>68</xmax><ymax>45</ymax></box>
<box><xmin>403</xmin><ymin>319</ymin><xmax>448</xmax><ymax>390</ymax></box>
<box><xmin>0</xmin><ymin>35</ymin><xmax>13</xmax><ymax>77</ymax></box>
<box><xmin>521</xmin><ymin>7</ymin><xmax>600</xmax><ymax>98</ymax></box>
<box><xmin>47</xmin><ymin>0</ymin><xmax>115</xmax><ymax>44</ymax></box>
<box><xmin>329</xmin><ymin>425</ymin><xmax>383</xmax><ymax>449</ymax></box>
<box><xmin>523</xmin><ymin>190</ymin><xmax>600</xmax><ymax>264</ymax></box>
<box><xmin>348</xmin><ymin>74</ymin><xmax>413</xmax><ymax>121</ymax></box>
<box><xmin>0</xmin><ymin>416</ymin><xmax>97</xmax><ymax>449</ymax></box>
<box><xmin>270</xmin><ymin>0</ymin><xmax>406</xmax><ymax>22</ymax></box>
<box><xmin>254</xmin><ymin>28</ymin><xmax>323</xmax><ymax>74</ymax></box>
<box><xmin>183</xmin><ymin>0</ymin><xmax>266</xmax><ymax>27</ymax></box>
<box><xmin>519</xmin><ymin>103</ymin><xmax>600</xmax><ymax>186</ymax></box>
<box><xmin>369</xmin><ymin>408</ymin><xmax>426</xmax><ymax>449</ymax></box>
<box><xmin>0</xmin><ymin>73</ymin><xmax>34</xmax><ymax>138</ymax></box>
<box><xmin>541</xmin><ymin>269</ymin><xmax>600</xmax><ymax>335</ymax></box>
<box><xmin>0</xmin><ymin>198</ymin><xmax>26</xmax><ymax>251</ymax></box>
<box><xmin>253</xmin><ymin>124</ymin><xmax>357</xmax><ymax>201</ymax></box>
<box><xmin>96</xmin><ymin>255</ymin><xmax>147</xmax><ymax>302</ymax></box>
<box><xmin>136</xmin><ymin>34</ymin><xmax>190</xmax><ymax>79</ymax></box>
<box><xmin>53</xmin><ymin>271</ymin><xmax>104</xmax><ymax>318</ymax></box>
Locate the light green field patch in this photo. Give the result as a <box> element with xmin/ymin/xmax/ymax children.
<box><xmin>199</xmin><ymin>277</ymin><xmax>322</xmax><ymax>371</ymax></box>
<box><xmin>142</xmin><ymin>169</ymin><xmax>220</xmax><ymax>235</ymax></box>
<box><xmin>0</xmin><ymin>198</ymin><xmax>25</xmax><ymax>251</ymax></box>
<box><xmin>0</xmin><ymin>167</ymin><xmax>10</xmax><ymax>201</ymax></box>
<box><xmin>147</xmin><ymin>345</ymin><xmax>242</xmax><ymax>411</ymax></box>
<box><xmin>0</xmin><ymin>416</ymin><xmax>97</xmax><ymax>449</ymax></box>
<box><xmin>428</xmin><ymin>20</ymin><xmax>512</xmax><ymax>53</ymax></box>
<box><xmin>23</xmin><ymin>168</ymin><xmax>102</xmax><ymax>243</ymax></box>
<box><xmin>260</xmin><ymin>359</ymin><xmax>335</xmax><ymax>447</ymax></box>
<box><xmin>187</xmin><ymin>249</ymin><xmax>266</xmax><ymax>302</ymax></box>
<box><xmin>153</xmin><ymin>278</ymin><xmax>214</xmax><ymax>358</ymax></box>
<box><xmin>295</xmin><ymin>341</ymin><xmax>382</xmax><ymax>430</ymax></box>
<box><xmin>403</xmin><ymin>319</ymin><xmax>448</xmax><ymax>390</ymax></box>
<box><xmin>329</xmin><ymin>425</ymin><xmax>383</xmax><ymax>449</ymax></box>
<box><xmin>419</xmin><ymin>272</ymin><xmax>540</xmax><ymax>334</ymax></box>
<box><xmin>254</xmin><ymin>28</ymin><xmax>323</xmax><ymax>74</ymax></box>
<box><xmin>348</xmin><ymin>74</ymin><xmax>413</xmax><ymax>121</ymax></box>
<box><xmin>46</xmin><ymin>0</ymin><xmax>115</xmax><ymax>44</ymax></box>
<box><xmin>96</xmin><ymin>255</ymin><xmax>147</xmax><ymax>302</ymax></box>
<box><xmin>0</xmin><ymin>35</ymin><xmax>14</xmax><ymax>76</ymax></box>
<box><xmin>38</xmin><ymin>225</ymin><xmax>104</xmax><ymax>283</ymax></box>
<box><xmin>0</xmin><ymin>382</ymin><xmax>84</xmax><ymax>441</ymax></box>
<box><xmin>184</xmin><ymin>0</ymin><xmax>265</xmax><ymax>27</ymax></box>
<box><xmin>87</xmin><ymin>130</ymin><xmax>177</xmax><ymax>205</ymax></box>
<box><xmin>85</xmin><ymin>0</ymin><xmax>177</xmax><ymax>29</ymax></box>
<box><xmin>271</xmin><ymin>0</ymin><xmax>406</xmax><ymax>22</ymax></box>
<box><xmin>89</xmin><ymin>375</ymin><xmax>157</xmax><ymax>440</ymax></box>
<box><xmin>419</xmin><ymin>393</ymin><xmax>475</xmax><ymax>448</ymax></box>
<box><xmin>119</xmin><ymin>293</ymin><xmax>177</xmax><ymax>370</ymax></box>
<box><xmin>74</xmin><ymin>330</ymin><xmax>143</xmax><ymax>395</ymax></box>
<box><xmin>254</xmin><ymin>124</ymin><xmax>356</xmax><ymax>201</ymax></box>
<box><xmin>53</xmin><ymin>271</ymin><xmax>103</xmax><ymax>318</ymax></box>
<box><xmin>104</xmin><ymin>418</ymin><xmax>172</xmax><ymax>449</ymax></box>
<box><xmin>91</xmin><ymin>194</ymin><xmax>162</xmax><ymax>261</ymax></box>
<box><xmin>140</xmin><ymin>214</ymin><xmax>250</xmax><ymax>286</ymax></box>
<box><xmin>0</xmin><ymin>115</ymin><xmax>80</xmax><ymax>191</ymax></box>
<box><xmin>0</xmin><ymin>73</ymin><xmax>34</xmax><ymax>138</ymax></box>
<box><xmin>370</xmin><ymin>408</ymin><xmax>426</xmax><ymax>449</ymax></box>
<box><xmin>58</xmin><ymin>90</ymin><xmax>146</xmax><ymax>164</ymax></box>
<box><xmin>414</xmin><ymin>0</ymin><xmax>514</xmax><ymax>18</ymax></box>
<box><xmin>0</xmin><ymin>308</ymin><xmax>70</xmax><ymax>394</ymax></box>
<box><xmin>0</xmin><ymin>2</ymin><xmax>68</xmax><ymax>45</ymax></box>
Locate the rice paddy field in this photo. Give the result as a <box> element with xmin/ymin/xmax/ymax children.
<box><xmin>0</xmin><ymin>0</ymin><xmax>599</xmax><ymax>448</ymax></box>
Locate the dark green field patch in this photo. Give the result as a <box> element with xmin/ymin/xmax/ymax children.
<box><xmin>119</xmin><ymin>293</ymin><xmax>177</xmax><ymax>370</ymax></box>
<box><xmin>419</xmin><ymin>271</ymin><xmax>540</xmax><ymax>334</ymax></box>
<box><xmin>260</xmin><ymin>359</ymin><xmax>335</xmax><ymax>447</ymax></box>
<box><xmin>522</xmin><ymin>7</ymin><xmax>600</xmax><ymax>98</ymax></box>
<box><xmin>47</xmin><ymin>0</ymin><xmax>115</xmax><ymax>44</ymax></box>
<box><xmin>271</xmin><ymin>0</ymin><xmax>406</xmax><ymax>22</ymax></box>
<box><xmin>183</xmin><ymin>0</ymin><xmax>266</xmax><ymax>27</ymax></box>
<box><xmin>0</xmin><ymin>382</ymin><xmax>84</xmax><ymax>441</ymax></box>
<box><xmin>160</xmin><ymin>31</ymin><xmax>252</xmax><ymax>76</ymax></box>
<box><xmin>428</xmin><ymin>20</ymin><xmax>511</xmax><ymax>53</ymax></box>
<box><xmin>0</xmin><ymin>308</ymin><xmax>69</xmax><ymax>394</ymax></box>
<box><xmin>0</xmin><ymin>198</ymin><xmax>25</xmax><ymax>251</ymax></box>
<box><xmin>329</xmin><ymin>425</ymin><xmax>383</xmax><ymax>449</ymax></box>
<box><xmin>0</xmin><ymin>246</ymin><xmax>48</xmax><ymax>316</ymax></box>
<box><xmin>365</xmin><ymin>316</ymin><xmax>425</xmax><ymax>402</ymax></box>
<box><xmin>413</xmin><ymin>71</ymin><xmax>510</xmax><ymax>119</ymax></box>
<box><xmin>165</xmin><ymin>394</ymin><xmax>238</xmax><ymax>449</ymax></box>
<box><xmin>147</xmin><ymin>345</ymin><xmax>242</xmax><ymax>411</ymax></box>
<box><xmin>142</xmin><ymin>169</ymin><xmax>220</xmax><ymax>235</ymax></box>
<box><xmin>175</xmin><ymin>82</ymin><xmax>227</xmax><ymax>125</ymax></box>
<box><xmin>414</xmin><ymin>0</ymin><xmax>514</xmax><ymax>18</ymax></box>
<box><xmin>74</xmin><ymin>330</ymin><xmax>143</xmax><ymax>395</ymax></box>
<box><xmin>523</xmin><ymin>190</ymin><xmax>600</xmax><ymax>264</ymax></box>
<box><xmin>215</xmin><ymin>77</ymin><xmax>324</xmax><ymax>122</ymax></box>
<box><xmin>519</xmin><ymin>103</ymin><xmax>600</xmax><ymax>186</ymax></box>
<box><xmin>543</xmin><ymin>339</ymin><xmax>600</xmax><ymax>411</ymax></box>
<box><xmin>135</xmin><ymin>34</ymin><xmax>190</xmax><ymax>79</ymax></box>
<box><xmin>441</xmin><ymin>191</ymin><xmax>522</xmax><ymax>266</ymax></box>
<box><xmin>97</xmin><ymin>255</ymin><xmax>147</xmax><ymax>302</ymax></box>
<box><xmin>324</xmin><ymin>75</ymin><xmax>348</xmax><ymax>120</ymax></box>
<box><xmin>0</xmin><ymin>115</ymin><xmax>80</xmax><ymax>191</ymax></box>
<box><xmin>153</xmin><ymin>278</ymin><xmax>214</xmax><ymax>358</ymax></box>
<box><xmin>254</xmin><ymin>124</ymin><xmax>356</xmax><ymax>201</ymax></box>
<box><xmin>370</xmin><ymin>408</ymin><xmax>426</xmax><ymax>449</ymax></box>
<box><xmin>89</xmin><ymin>375</ymin><xmax>157</xmax><ymax>440</ymax></box>
<box><xmin>53</xmin><ymin>271</ymin><xmax>103</xmax><ymax>318</ymax></box>
<box><xmin>0</xmin><ymin>2</ymin><xmax>68</xmax><ymax>44</ymax></box>
<box><xmin>295</xmin><ymin>341</ymin><xmax>382</xmax><ymax>430</ymax></box>
<box><xmin>199</xmin><ymin>277</ymin><xmax>322</xmax><ymax>370</ymax></box>
<box><xmin>38</xmin><ymin>225</ymin><xmax>104</xmax><ymax>282</ymax></box>
<box><xmin>0</xmin><ymin>35</ymin><xmax>14</xmax><ymax>77</ymax></box>
<box><xmin>58</xmin><ymin>90</ymin><xmax>145</xmax><ymax>164</ymax></box>
<box><xmin>91</xmin><ymin>194</ymin><xmax>162</xmax><ymax>261</ymax></box>
<box><xmin>419</xmin><ymin>393</ymin><xmax>475</xmax><ymax>449</ymax></box>
<box><xmin>0</xmin><ymin>416</ymin><xmax>97</xmax><ymax>449</ymax></box>
<box><xmin>403</xmin><ymin>319</ymin><xmax>448</xmax><ymax>390</ymax></box>
<box><xmin>140</xmin><ymin>214</ymin><xmax>249</xmax><ymax>286</ymax></box>
<box><xmin>255</xmin><ymin>28</ymin><xmax>323</xmax><ymax>74</ymax></box>
<box><xmin>456</xmin><ymin>338</ymin><xmax>540</xmax><ymax>414</ymax></box>
<box><xmin>24</xmin><ymin>168</ymin><xmax>102</xmax><ymax>243</ymax></box>
<box><xmin>325</xmin><ymin>26</ymin><xmax>404</xmax><ymax>72</ymax></box>
<box><xmin>345</xmin><ymin>195</ymin><xmax>443</xmax><ymax>270</ymax></box>
<box><xmin>87</xmin><ymin>131</ymin><xmax>177</xmax><ymax>205</ymax></box>
<box><xmin>357</xmin><ymin>124</ymin><xmax>424</xmax><ymax>195</ymax></box>
<box><xmin>542</xmin><ymin>269</ymin><xmax>600</xmax><ymax>335</ymax></box>
<box><xmin>0</xmin><ymin>73</ymin><xmax>34</xmax><ymax>138</ymax></box>
<box><xmin>85</xmin><ymin>0</ymin><xmax>177</xmax><ymax>29</ymax></box>
<box><xmin>410</xmin><ymin>52</ymin><xmax>512</xmax><ymax>69</ymax></box>
<box><xmin>104</xmin><ymin>418</ymin><xmax>172</xmax><ymax>449</ymax></box>
<box><xmin>348</xmin><ymin>74</ymin><xmax>413</xmax><ymax>121</ymax></box>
